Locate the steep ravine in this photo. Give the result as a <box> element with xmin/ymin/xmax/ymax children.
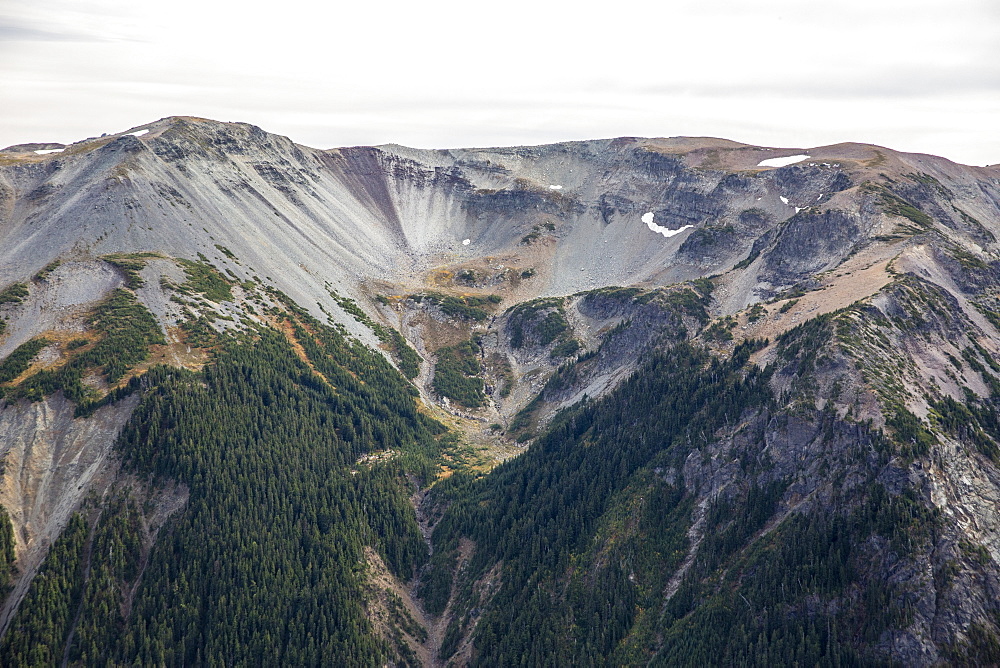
<box><xmin>0</xmin><ymin>393</ymin><xmax>138</xmax><ymax>637</ymax></box>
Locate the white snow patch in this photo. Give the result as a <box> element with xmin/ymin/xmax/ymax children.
<box><xmin>779</xmin><ymin>196</ymin><xmax>789</xmax><ymax>205</ymax></box>
<box><xmin>129</xmin><ymin>129</ymin><xmax>150</xmax><ymax>137</ymax></box>
<box><xmin>34</xmin><ymin>148</ymin><xmax>64</xmax><ymax>155</ymax></box>
<box><xmin>642</xmin><ymin>212</ymin><xmax>693</xmax><ymax>238</ymax></box>
<box><xmin>757</xmin><ymin>154</ymin><xmax>809</xmax><ymax>168</ymax></box>
<box><xmin>549</xmin><ymin>185</ymin><xmax>563</xmax><ymax>190</ymax></box>
<box><xmin>462</xmin><ymin>239</ymin><xmax>470</xmax><ymax>246</ymax></box>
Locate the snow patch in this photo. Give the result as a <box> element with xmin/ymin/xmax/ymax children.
<box><xmin>757</xmin><ymin>154</ymin><xmax>809</xmax><ymax>168</ymax></box>
<box><xmin>642</xmin><ymin>212</ymin><xmax>693</xmax><ymax>238</ymax></box>
<box><xmin>34</xmin><ymin>148</ymin><xmax>64</xmax><ymax>155</ymax></box>
<box><xmin>549</xmin><ymin>185</ymin><xmax>563</xmax><ymax>190</ymax></box>
<box><xmin>779</xmin><ymin>196</ymin><xmax>789</xmax><ymax>205</ymax></box>
<box><xmin>129</xmin><ymin>129</ymin><xmax>150</xmax><ymax>137</ymax></box>
<box><xmin>462</xmin><ymin>239</ymin><xmax>470</xmax><ymax>246</ymax></box>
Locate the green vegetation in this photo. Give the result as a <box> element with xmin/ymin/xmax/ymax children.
<box><xmin>661</xmin><ymin>288</ymin><xmax>711</xmax><ymax>324</ymax></box>
<box><xmin>954</xmin><ymin>208</ymin><xmax>996</xmax><ymax>242</ymax></box>
<box><xmin>34</xmin><ymin>259</ymin><xmax>61</xmax><ymax>281</ymax></box>
<box><xmin>932</xmin><ymin>396</ymin><xmax>1000</xmax><ymax>462</ymax></box>
<box><xmin>949</xmin><ymin>622</ymin><xmax>1000</xmax><ymax>665</ymax></box>
<box><xmin>870</xmin><ymin>184</ymin><xmax>933</xmax><ymax>230</ymax></box>
<box><xmin>383</xmin><ymin>328</ymin><xmax>421</xmax><ymax>379</ymax></box>
<box><xmin>691</xmin><ymin>276</ymin><xmax>715</xmax><ymax>299</ymax></box>
<box><xmin>433</xmin><ymin>339</ymin><xmax>485</xmax><ymax>408</ymax></box>
<box><xmin>329</xmin><ymin>289</ymin><xmax>370</xmax><ymax>322</ymax></box>
<box><xmin>214</xmin><ymin>244</ymin><xmax>237</xmax><ymax>260</ymax></box>
<box><xmin>102</xmin><ymin>252</ymin><xmax>161</xmax><ymax>289</ymax></box>
<box><xmin>0</xmin><ymin>337</ymin><xmax>49</xmax><ymax>384</ymax></box>
<box><xmin>490</xmin><ymin>354</ymin><xmax>515</xmax><ymax>398</ymax></box>
<box><xmin>0</xmin><ymin>282</ymin><xmax>29</xmax><ymax>305</ymax></box>
<box><xmin>537</xmin><ymin>310</ymin><xmax>570</xmax><ymax>345</ymax></box>
<box><xmin>84</xmin><ymin>289</ymin><xmax>165</xmax><ymax>383</ymax></box>
<box><xmin>0</xmin><ymin>506</ymin><xmax>15</xmax><ymax>596</ymax></box>
<box><xmin>652</xmin><ymin>484</ymin><xmax>933</xmax><ymax>666</ymax></box>
<box><xmin>1</xmin><ymin>513</ymin><xmax>88</xmax><ymax>664</ymax></box>
<box><xmin>1</xmin><ymin>294</ymin><xmax>446</xmax><ymax>666</ymax></box>
<box><xmin>886</xmin><ymin>405</ymin><xmax>937</xmax><ymax>458</ymax></box>
<box><xmin>3</xmin><ymin>233</ymin><xmax>990</xmax><ymax>665</ymax></box>
<box><xmin>424</xmin><ymin>341</ymin><xmax>779</xmax><ymax>664</ymax></box>
<box><xmin>949</xmin><ymin>247</ymin><xmax>989</xmax><ymax>271</ymax></box>
<box><xmin>520</xmin><ymin>226</ymin><xmax>542</xmax><ymax>244</ymax></box>
<box><xmin>327</xmin><ymin>289</ymin><xmax>421</xmax><ymax>379</ymax></box>
<box><xmin>704</xmin><ymin>315</ymin><xmax>737</xmax><ymax>342</ymax></box>
<box><xmin>66</xmin><ymin>338</ymin><xmax>89</xmax><ymax>351</ymax></box>
<box><xmin>8</xmin><ymin>289</ymin><xmax>164</xmax><ymax>410</ymax></box>
<box><xmin>519</xmin><ymin>222</ymin><xmax>556</xmax><ymax>244</ymax></box>
<box><xmin>176</xmin><ymin>258</ymin><xmax>233</xmax><ymax>302</ymax></box>
<box><xmin>550</xmin><ymin>338</ymin><xmax>581</xmax><ymax>359</ymax></box>
<box><xmin>585</xmin><ymin>286</ymin><xmax>643</xmax><ymax>301</ymax></box>
<box><xmin>382</xmin><ymin>591</ymin><xmax>428</xmax><ymax>664</ymax></box>
<box><xmin>960</xmin><ymin>345</ymin><xmax>1000</xmax><ymax>396</ymax></box>
<box><xmin>770</xmin><ymin>283</ymin><xmax>809</xmax><ymax>303</ymax></box>
<box><xmin>178</xmin><ymin>314</ymin><xmax>219</xmax><ymax>349</ymax></box>
<box><xmin>976</xmin><ymin>303</ymin><xmax>1000</xmax><ymax>333</ymax></box>
<box><xmin>733</xmin><ymin>247</ymin><xmax>761</xmax><ymax>271</ymax></box>
<box><xmin>114</xmin><ymin>322</ymin><xmax>438</xmax><ymax>664</ymax></box>
<box><xmin>684</xmin><ymin>224</ymin><xmax>734</xmax><ymax>248</ymax></box>
<box><xmin>65</xmin><ymin>493</ymin><xmax>145</xmax><ymax>665</ymax></box>
<box><xmin>418</xmin><ymin>332</ymin><xmax>941</xmax><ymax>665</ymax></box>
<box><xmin>508</xmin><ymin>297</ymin><xmax>568</xmax><ymax>349</ymax></box>
<box><xmin>905</xmin><ymin>172</ymin><xmax>953</xmax><ymax>200</ymax></box>
<box><xmin>409</xmin><ymin>292</ymin><xmax>500</xmax><ymax>322</ymax></box>
<box><xmin>777</xmin><ymin>314</ymin><xmax>834</xmax><ymax>399</ymax></box>
<box><xmin>779</xmin><ymin>298</ymin><xmax>799</xmax><ymax>313</ymax></box>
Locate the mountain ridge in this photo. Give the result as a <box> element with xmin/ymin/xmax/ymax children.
<box><xmin>3</xmin><ymin>116</ymin><xmax>1000</xmax><ymax>664</ymax></box>
<box><xmin>3</xmin><ymin>116</ymin><xmax>997</xmax><ymax>307</ymax></box>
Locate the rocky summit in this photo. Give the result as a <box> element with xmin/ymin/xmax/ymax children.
<box><xmin>1</xmin><ymin>116</ymin><xmax>1000</xmax><ymax>665</ymax></box>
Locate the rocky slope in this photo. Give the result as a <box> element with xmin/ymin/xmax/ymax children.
<box><xmin>1</xmin><ymin>117</ymin><xmax>1000</xmax><ymax>664</ymax></box>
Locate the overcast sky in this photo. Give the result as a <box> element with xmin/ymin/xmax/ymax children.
<box><xmin>2</xmin><ymin>0</ymin><xmax>998</xmax><ymax>165</ymax></box>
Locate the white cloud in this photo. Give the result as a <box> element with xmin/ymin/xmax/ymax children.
<box><xmin>2</xmin><ymin>0</ymin><xmax>999</xmax><ymax>165</ymax></box>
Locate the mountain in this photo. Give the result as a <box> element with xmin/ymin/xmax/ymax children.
<box><xmin>1</xmin><ymin>117</ymin><xmax>1000</xmax><ymax>665</ymax></box>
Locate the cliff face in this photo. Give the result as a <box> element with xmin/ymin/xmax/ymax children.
<box><xmin>2</xmin><ymin>118</ymin><xmax>1000</xmax><ymax>664</ymax></box>
<box><xmin>0</xmin><ymin>393</ymin><xmax>138</xmax><ymax>637</ymax></box>
<box><xmin>5</xmin><ymin>119</ymin><xmax>996</xmax><ymax>308</ymax></box>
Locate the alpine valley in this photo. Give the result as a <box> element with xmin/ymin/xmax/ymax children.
<box><xmin>1</xmin><ymin>117</ymin><xmax>1000</xmax><ymax>666</ymax></box>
